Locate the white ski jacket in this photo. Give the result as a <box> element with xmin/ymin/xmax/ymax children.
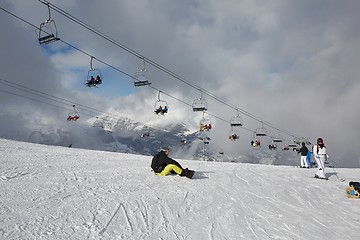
<box><xmin>313</xmin><ymin>144</ymin><xmax>327</xmax><ymax>157</ymax></box>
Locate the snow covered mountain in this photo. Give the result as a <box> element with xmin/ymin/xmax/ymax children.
<box><xmin>23</xmin><ymin>114</ymin><xmax>219</xmax><ymax>160</ymax></box>
<box><xmin>2</xmin><ymin>112</ymin><xmax>302</xmax><ymax>166</ymax></box>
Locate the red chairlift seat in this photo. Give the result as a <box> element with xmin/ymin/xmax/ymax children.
<box><xmin>67</xmin><ymin>105</ymin><xmax>79</xmax><ymax>121</ymax></box>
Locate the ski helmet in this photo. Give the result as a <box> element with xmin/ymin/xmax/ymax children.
<box><xmin>161</xmin><ymin>146</ymin><xmax>170</xmax><ymax>154</ymax></box>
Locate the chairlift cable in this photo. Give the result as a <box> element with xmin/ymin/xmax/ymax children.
<box><xmin>37</xmin><ymin>1</ymin><xmax>304</xmax><ymax>139</ymax></box>
<box><xmin>1</xmin><ymin>5</ymin><xmax>304</xmax><ymax>141</ymax></box>
<box><xmin>0</xmin><ymin>7</ymin><xmax>276</xmax><ymax>137</ymax></box>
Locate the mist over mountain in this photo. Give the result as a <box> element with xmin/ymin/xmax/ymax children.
<box><xmin>0</xmin><ymin>110</ymin><xmax>306</xmax><ymax>167</ymax></box>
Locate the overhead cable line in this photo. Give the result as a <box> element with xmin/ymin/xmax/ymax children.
<box><xmin>0</xmin><ymin>7</ymin><xmax>245</xmax><ymax>130</ymax></box>
<box><xmin>38</xmin><ymin>0</ymin><xmax>302</xmax><ymax>139</ymax></box>
<box><xmin>0</xmin><ymin>5</ymin><xmax>299</xmax><ymax>142</ymax></box>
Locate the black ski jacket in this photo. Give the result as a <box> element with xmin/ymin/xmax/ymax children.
<box><xmin>298</xmin><ymin>146</ymin><xmax>309</xmax><ymax>156</ymax></box>
<box><xmin>151</xmin><ymin>151</ymin><xmax>183</xmax><ymax>173</ymax></box>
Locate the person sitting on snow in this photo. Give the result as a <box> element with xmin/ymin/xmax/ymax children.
<box><xmin>151</xmin><ymin>147</ymin><xmax>194</xmax><ymax>178</ymax></box>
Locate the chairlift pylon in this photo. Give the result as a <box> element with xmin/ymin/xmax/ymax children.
<box><xmin>154</xmin><ymin>91</ymin><xmax>168</xmax><ymax>115</ymax></box>
<box><xmin>134</xmin><ymin>59</ymin><xmax>151</xmax><ymax>87</ymax></box>
<box><xmin>37</xmin><ymin>2</ymin><xmax>60</xmax><ymax>44</ymax></box>
<box><xmin>85</xmin><ymin>56</ymin><xmax>103</xmax><ymax>88</ymax></box>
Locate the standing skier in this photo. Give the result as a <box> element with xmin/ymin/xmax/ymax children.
<box><xmin>151</xmin><ymin>147</ymin><xmax>194</xmax><ymax>179</ymax></box>
<box><xmin>298</xmin><ymin>142</ymin><xmax>309</xmax><ymax>168</ymax></box>
<box><xmin>313</xmin><ymin>138</ymin><xmax>328</xmax><ymax>179</ymax></box>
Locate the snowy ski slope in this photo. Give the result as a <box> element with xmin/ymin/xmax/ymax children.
<box><xmin>0</xmin><ymin>138</ymin><xmax>359</xmax><ymax>239</ymax></box>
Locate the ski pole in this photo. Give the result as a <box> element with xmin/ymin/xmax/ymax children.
<box><xmin>327</xmin><ymin>158</ymin><xmax>345</xmax><ymax>182</ymax></box>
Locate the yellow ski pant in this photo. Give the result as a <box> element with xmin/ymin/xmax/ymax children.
<box><xmin>156</xmin><ymin>164</ymin><xmax>182</xmax><ymax>176</ymax></box>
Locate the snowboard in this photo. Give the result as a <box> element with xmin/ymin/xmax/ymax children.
<box><xmin>346</xmin><ymin>186</ymin><xmax>360</xmax><ymax>199</ymax></box>
<box><xmin>187</xmin><ymin>170</ymin><xmax>195</xmax><ymax>179</ymax></box>
<box><xmin>181</xmin><ymin>168</ymin><xmax>195</xmax><ymax>179</ymax></box>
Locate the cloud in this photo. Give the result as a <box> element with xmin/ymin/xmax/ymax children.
<box><xmin>1</xmin><ymin>0</ymin><xmax>360</xmax><ymax>167</ymax></box>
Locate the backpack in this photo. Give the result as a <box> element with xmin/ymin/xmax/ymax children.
<box><xmin>151</xmin><ymin>154</ymin><xmax>164</xmax><ymax>173</ymax></box>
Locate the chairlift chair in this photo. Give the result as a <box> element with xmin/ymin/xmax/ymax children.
<box><xmin>282</xmin><ymin>145</ymin><xmax>290</xmax><ymax>151</ymax></box>
<box><xmin>38</xmin><ymin>3</ymin><xmax>60</xmax><ymax>44</ymax></box>
<box><xmin>154</xmin><ymin>91</ymin><xmax>168</xmax><ymax>115</ymax></box>
<box><xmin>251</xmin><ymin>138</ymin><xmax>261</xmax><ymax>147</ymax></box>
<box><xmin>134</xmin><ymin>59</ymin><xmax>151</xmax><ymax>87</ymax></box>
<box><xmin>140</xmin><ymin>126</ymin><xmax>155</xmax><ymax>138</ymax></box>
<box><xmin>141</xmin><ymin>132</ymin><xmax>155</xmax><ymax>138</ymax></box>
<box><xmin>272</xmin><ymin>130</ymin><xmax>283</xmax><ymax>142</ymax></box>
<box><xmin>86</xmin><ymin>71</ymin><xmax>103</xmax><ymax>88</ymax></box>
<box><xmin>198</xmin><ymin>136</ymin><xmax>211</xmax><ymax>144</ymax></box>
<box><xmin>67</xmin><ymin>105</ymin><xmax>80</xmax><ymax>121</ymax></box>
<box><xmin>228</xmin><ymin>128</ymin><xmax>240</xmax><ymax>141</ymax></box>
<box><xmin>288</xmin><ymin>143</ymin><xmax>298</xmax><ymax>148</ymax></box>
<box><xmin>192</xmin><ymin>98</ymin><xmax>207</xmax><ymax>112</ymax></box>
<box><xmin>293</xmin><ymin>137</ymin><xmax>302</xmax><ymax>145</ymax></box>
<box><xmin>250</xmin><ymin>132</ymin><xmax>261</xmax><ymax>147</ymax></box>
<box><xmin>199</xmin><ymin>114</ymin><xmax>212</xmax><ymax>131</ymax></box>
<box><xmin>192</xmin><ymin>91</ymin><xmax>207</xmax><ymax>112</ymax></box>
<box><xmin>269</xmin><ymin>143</ymin><xmax>277</xmax><ymax>150</ymax></box>
<box><xmin>230</xmin><ymin>110</ymin><xmax>243</xmax><ymax>127</ymax></box>
<box><xmin>255</xmin><ymin>123</ymin><xmax>267</xmax><ymax>137</ymax></box>
<box><xmin>85</xmin><ymin>57</ymin><xmax>103</xmax><ymax>87</ymax></box>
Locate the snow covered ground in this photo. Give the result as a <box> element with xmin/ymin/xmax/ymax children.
<box><xmin>1</xmin><ymin>138</ymin><xmax>359</xmax><ymax>240</ymax></box>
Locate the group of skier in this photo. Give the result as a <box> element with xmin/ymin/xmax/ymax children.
<box><xmin>151</xmin><ymin>137</ymin><xmax>329</xmax><ymax>181</ymax></box>
<box><xmin>150</xmin><ymin>139</ymin><xmax>360</xmax><ymax>199</ymax></box>
<box><xmin>298</xmin><ymin>138</ymin><xmax>328</xmax><ymax>180</ymax></box>
<box><xmin>150</xmin><ymin>138</ymin><xmax>327</xmax><ymax>180</ymax></box>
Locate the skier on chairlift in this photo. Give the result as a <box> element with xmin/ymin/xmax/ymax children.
<box><xmin>155</xmin><ymin>106</ymin><xmax>163</xmax><ymax>115</ymax></box>
<box><xmin>161</xmin><ymin>105</ymin><xmax>168</xmax><ymax>114</ymax></box>
<box><xmin>95</xmin><ymin>75</ymin><xmax>102</xmax><ymax>85</ymax></box>
<box><xmin>229</xmin><ymin>133</ymin><xmax>238</xmax><ymax>141</ymax></box>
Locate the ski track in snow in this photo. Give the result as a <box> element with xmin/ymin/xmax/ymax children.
<box><xmin>0</xmin><ymin>138</ymin><xmax>360</xmax><ymax>240</ymax></box>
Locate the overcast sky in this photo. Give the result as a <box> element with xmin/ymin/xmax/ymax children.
<box><xmin>1</xmin><ymin>0</ymin><xmax>360</xmax><ymax>167</ymax></box>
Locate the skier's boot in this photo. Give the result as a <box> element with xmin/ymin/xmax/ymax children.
<box><xmin>180</xmin><ymin>168</ymin><xmax>195</xmax><ymax>179</ymax></box>
<box><xmin>180</xmin><ymin>168</ymin><xmax>189</xmax><ymax>177</ymax></box>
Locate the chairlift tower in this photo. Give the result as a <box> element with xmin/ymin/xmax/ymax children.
<box><xmin>198</xmin><ymin>136</ymin><xmax>211</xmax><ymax>161</ymax></box>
